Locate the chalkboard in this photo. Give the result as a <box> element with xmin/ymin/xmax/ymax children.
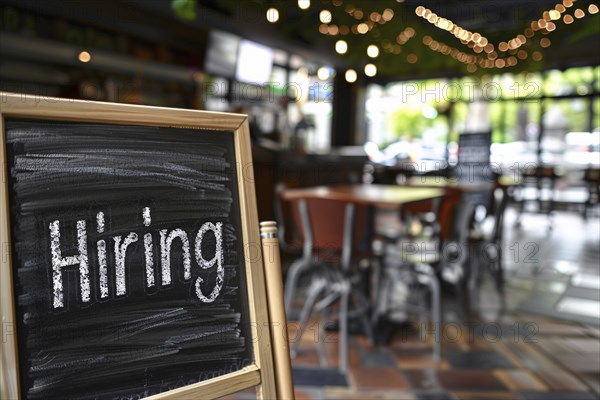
<box><xmin>457</xmin><ymin>131</ymin><xmax>492</xmax><ymax>206</ymax></box>
<box><xmin>0</xmin><ymin>93</ymin><xmax>280</xmax><ymax>400</ymax></box>
<box><xmin>457</xmin><ymin>131</ymin><xmax>492</xmax><ymax>180</ymax></box>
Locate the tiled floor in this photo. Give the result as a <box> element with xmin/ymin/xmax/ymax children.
<box><xmin>225</xmin><ymin>208</ymin><xmax>600</xmax><ymax>399</ymax></box>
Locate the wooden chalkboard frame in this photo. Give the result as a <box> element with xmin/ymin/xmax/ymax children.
<box><xmin>0</xmin><ymin>92</ymin><xmax>284</xmax><ymax>400</ymax></box>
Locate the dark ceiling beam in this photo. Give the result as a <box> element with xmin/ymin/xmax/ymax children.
<box><xmin>0</xmin><ymin>0</ymin><xmax>207</xmax><ymax>52</ymax></box>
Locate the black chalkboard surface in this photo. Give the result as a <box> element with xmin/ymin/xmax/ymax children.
<box><xmin>457</xmin><ymin>131</ymin><xmax>493</xmax><ymax>205</ymax></box>
<box><xmin>0</xmin><ymin>94</ymin><xmax>283</xmax><ymax>400</ymax></box>
<box><xmin>457</xmin><ymin>131</ymin><xmax>492</xmax><ymax>178</ymax></box>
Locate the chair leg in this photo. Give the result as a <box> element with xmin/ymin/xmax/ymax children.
<box><xmin>370</xmin><ymin>257</ymin><xmax>384</xmax><ymax>325</ymax></box>
<box><xmin>428</xmin><ymin>273</ymin><xmax>442</xmax><ymax>362</ymax></box>
<box><xmin>291</xmin><ymin>277</ymin><xmax>327</xmax><ymax>358</ymax></box>
<box><xmin>284</xmin><ymin>257</ymin><xmax>312</xmax><ymax>316</ymax></box>
<box><xmin>417</xmin><ymin>266</ymin><xmax>442</xmax><ymax>362</ymax></box>
<box><xmin>339</xmin><ymin>284</ymin><xmax>350</xmax><ymax>373</ymax></box>
<box><xmin>468</xmin><ymin>246</ymin><xmax>480</xmax><ymax>316</ymax></box>
<box><xmin>495</xmin><ymin>252</ymin><xmax>506</xmax><ymax>313</ymax></box>
<box><xmin>317</xmin><ymin>305</ymin><xmax>329</xmax><ymax>368</ymax></box>
<box><xmin>351</xmin><ymin>290</ymin><xmax>374</xmax><ymax>346</ymax></box>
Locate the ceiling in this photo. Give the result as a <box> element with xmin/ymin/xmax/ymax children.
<box><xmin>2</xmin><ymin>0</ymin><xmax>599</xmax><ymax>83</ymax></box>
<box><xmin>175</xmin><ymin>0</ymin><xmax>600</xmax><ymax>81</ymax></box>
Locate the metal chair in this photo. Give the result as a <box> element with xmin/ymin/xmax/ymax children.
<box><xmin>468</xmin><ymin>186</ymin><xmax>509</xmax><ymax>314</ymax></box>
<box><xmin>286</xmin><ymin>197</ymin><xmax>373</xmax><ymax>373</ymax></box>
<box><xmin>374</xmin><ymin>199</ymin><xmax>476</xmax><ymax>361</ymax></box>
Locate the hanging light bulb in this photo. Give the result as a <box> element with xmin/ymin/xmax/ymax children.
<box><xmin>335</xmin><ymin>40</ymin><xmax>348</xmax><ymax>54</ymax></box>
<box><xmin>367</xmin><ymin>45</ymin><xmax>380</xmax><ymax>58</ymax></box>
<box><xmin>320</xmin><ymin>9</ymin><xmax>332</xmax><ymax>23</ymax></box>
<box><xmin>298</xmin><ymin>0</ymin><xmax>310</xmax><ymax>10</ymax></box>
<box><xmin>266</xmin><ymin>8</ymin><xmax>279</xmax><ymax>23</ymax></box>
<box><xmin>78</xmin><ymin>51</ymin><xmax>92</xmax><ymax>63</ymax></box>
<box><xmin>345</xmin><ymin>69</ymin><xmax>357</xmax><ymax>83</ymax></box>
<box><xmin>364</xmin><ymin>64</ymin><xmax>377</xmax><ymax>77</ymax></box>
<box><xmin>317</xmin><ymin>67</ymin><xmax>330</xmax><ymax>80</ymax></box>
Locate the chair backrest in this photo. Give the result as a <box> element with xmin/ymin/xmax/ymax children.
<box><xmin>491</xmin><ymin>187</ymin><xmax>508</xmax><ymax>242</ymax></box>
<box><xmin>274</xmin><ymin>182</ymin><xmax>306</xmax><ymax>252</ymax></box>
<box><xmin>436</xmin><ymin>190</ymin><xmax>463</xmax><ymax>241</ymax></box>
<box><xmin>292</xmin><ymin>198</ymin><xmax>369</xmax><ymax>269</ymax></box>
<box><xmin>447</xmin><ymin>200</ymin><xmax>476</xmax><ymax>244</ymax></box>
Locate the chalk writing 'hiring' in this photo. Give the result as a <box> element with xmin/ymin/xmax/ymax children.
<box><xmin>49</xmin><ymin>207</ymin><xmax>224</xmax><ymax>308</ymax></box>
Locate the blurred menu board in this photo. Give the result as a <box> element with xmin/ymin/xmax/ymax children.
<box><xmin>458</xmin><ymin>132</ymin><xmax>491</xmax><ymax>184</ymax></box>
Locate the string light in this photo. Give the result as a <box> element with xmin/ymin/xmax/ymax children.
<box><xmin>298</xmin><ymin>0</ymin><xmax>310</xmax><ymax>10</ymax></box>
<box><xmin>382</xmin><ymin>8</ymin><xmax>394</xmax><ymax>21</ymax></box>
<box><xmin>335</xmin><ymin>40</ymin><xmax>348</xmax><ymax>54</ymax></box>
<box><xmin>266</xmin><ymin>8</ymin><xmax>279</xmax><ymax>23</ymax></box>
<box><xmin>367</xmin><ymin>45</ymin><xmax>380</xmax><ymax>58</ymax></box>
<box><xmin>540</xmin><ymin>38</ymin><xmax>551</xmax><ymax>47</ymax></box>
<box><xmin>415</xmin><ymin>6</ymin><xmax>490</xmax><ymax>49</ymax></box>
<box><xmin>357</xmin><ymin>23</ymin><xmax>369</xmax><ymax>34</ymax></box>
<box><xmin>78</xmin><ymin>51</ymin><xmax>91</xmax><ymax>63</ymax></box>
<box><xmin>413</xmin><ymin>1</ymin><xmax>597</xmax><ymax>71</ymax></box>
<box><xmin>345</xmin><ymin>69</ymin><xmax>357</xmax><ymax>83</ymax></box>
<box><xmin>549</xmin><ymin>10</ymin><xmax>561</xmax><ymax>20</ymax></box>
<box><xmin>313</xmin><ymin>1</ymin><xmax>597</xmax><ymax>74</ymax></box>
<box><xmin>317</xmin><ymin>67</ymin><xmax>330</xmax><ymax>80</ymax></box>
<box><xmin>320</xmin><ymin>10</ymin><xmax>332</xmax><ymax>23</ymax></box>
<box><xmin>364</xmin><ymin>63</ymin><xmax>377</xmax><ymax>77</ymax></box>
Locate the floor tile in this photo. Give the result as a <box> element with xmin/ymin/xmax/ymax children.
<box><xmin>503</xmin><ymin>342</ymin><xmax>557</xmax><ymax>371</ymax></box>
<box><xmin>517</xmin><ymin>391</ymin><xmax>598</xmax><ymax>400</ymax></box>
<box><xmin>533</xmin><ymin>369</ymin><xmax>589</xmax><ymax>392</ymax></box>
<box><xmin>348</xmin><ymin>367</ymin><xmax>409</xmax><ymax>390</ymax></box>
<box><xmin>436</xmin><ymin>371</ymin><xmax>507</xmax><ymax>391</ymax></box>
<box><xmin>413</xmin><ymin>391</ymin><xmax>455</xmax><ymax>400</ymax></box>
<box><xmin>492</xmin><ymin>370</ymin><xmax>547</xmax><ymax>391</ymax></box>
<box><xmin>552</xmin><ymin>354</ymin><xmax>600</xmax><ymax>373</ymax></box>
<box><xmin>403</xmin><ymin>370</ymin><xmax>441</xmax><ymax>391</ymax></box>
<box><xmin>294</xmin><ymin>346</ymin><xmax>322</xmax><ymax>367</ymax></box>
<box><xmin>490</xmin><ymin>342</ymin><xmax>527</xmax><ymax>369</ymax></box>
<box><xmin>451</xmin><ymin>392</ymin><xmax>518</xmax><ymax>400</ymax></box>
<box><xmin>391</xmin><ymin>338</ymin><xmax>435</xmax><ymax>352</ymax></box>
<box><xmin>294</xmin><ymin>388</ymin><xmax>323</xmax><ymax>400</ymax></box>
<box><xmin>393</xmin><ymin>348</ymin><xmax>450</xmax><ymax>370</ymax></box>
<box><xmin>325</xmin><ymin>387</ymin><xmax>416</xmax><ymax>400</ymax></box>
<box><xmin>320</xmin><ymin>333</ymin><xmax>362</xmax><ymax>368</ymax></box>
<box><xmin>446</xmin><ymin>351</ymin><xmax>514</xmax><ymax>370</ymax></box>
<box><xmin>293</xmin><ymin>367</ymin><xmax>349</xmax><ymax>387</ymax></box>
<box><xmin>583</xmin><ymin>325</ymin><xmax>600</xmax><ymax>338</ymax></box>
<box><xmin>580</xmin><ymin>373</ymin><xmax>600</xmax><ymax>396</ymax></box>
<box><xmin>563</xmin><ymin>337</ymin><xmax>600</xmax><ymax>354</ymax></box>
<box><xmin>358</xmin><ymin>346</ymin><xmax>399</xmax><ymax>368</ymax></box>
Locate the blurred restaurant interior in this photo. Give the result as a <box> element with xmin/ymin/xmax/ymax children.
<box><xmin>1</xmin><ymin>0</ymin><xmax>599</xmax><ymax>399</ymax></box>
